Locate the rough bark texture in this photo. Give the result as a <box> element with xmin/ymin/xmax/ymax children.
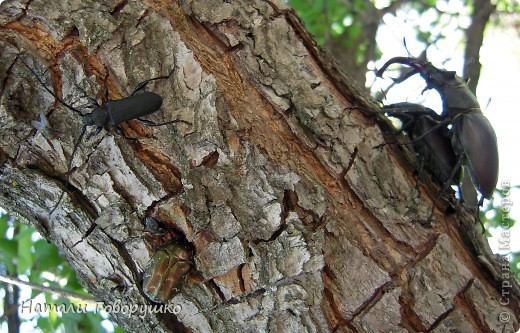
<box><xmin>0</xmin><ymin>1</ymin><xmax>518</xmax><ymax>332</ymax></box>
<box><xmin>463</xmin><ymin>0</ymin><xmax>495</xmax><ymax>95</ymax></box>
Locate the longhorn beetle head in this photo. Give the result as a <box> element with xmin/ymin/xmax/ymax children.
<box><xmin>83</xmin><ymin>106</ymin><xmax>108</xmax><ymax>128</ymax></box>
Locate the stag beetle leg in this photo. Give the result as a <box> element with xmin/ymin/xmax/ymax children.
<box><xmin>459</xmin><ymin>166</ymin><xmax>478</xmax><ymax>208</ymax></box>
<box><xmin>424</xmin><ymin>156</ymin><xmax>464</xmax><ymax>226</ymax></box>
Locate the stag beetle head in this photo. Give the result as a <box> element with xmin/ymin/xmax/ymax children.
<box><xmin>376</xmin><ymin>57</ymin><xmax>459</xmax><ymax>93</ymax></box>
<box><xmin>416</xmin><ymin>63</ymin><xmax>458</xmax><ymax>92</ymax></box>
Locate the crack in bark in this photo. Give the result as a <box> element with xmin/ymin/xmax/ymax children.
<box><xmin>110</xmin><ymin>0</ymin><xmax>129</xmax><ymax>18</ymax></box>
<box><xmin>322</xmin><ymin>287</ymin><xmax>358</xmax><ymax>333</ymax></box>
<box><xmin>144</xmin><ymin>192</ymin><xmax>179</xmax><ymax>217</ymax></box>
<box><xmin>424</xmin><ymin>303</ymin><xmax>455</xmax><ymax>332</ymax></box>
<box><xmin>200</xmin><ymin>150</ymin><xmax>220</xmax><ymax>168</ymax></box>
<box><xmin>336</xmin><ymin>146</ymin><xmax>359</xmax><ymax>193</ymax></box>
<box><xmin>255</xmin><ymin>222</ymin><xmax>288</xmax><ymax>244</ymax></box>
<box><xmin>82</xmin><ymin>223</ymin><xmax>98</xmax><ymax>240</ymax></box>
<box><xmin>344</xmin><ymin>146</ymin><xmax>358</xmax><ymax>175</ymax></box>
<box><xmin>452</xmin><ymin>278</ymin><xmax>488</xmax><ymax>333</ymax></box>
<box><xmin>25</xmin><ymin>162</ymin><xmax>99</xmax><ymax>220</ymax></box>
<box><xmin>283</xmin><ymin>189</ymin><xmax>323</xmax><ymax>230</ymax></box>
<box><xmin>237</xmin><ymin>263</ymin><xmax>246</xmax><ymax>293</ymax></box>
<box><xmin>70</xmin><ymin>223</ymin><xmax>97</xmax><ymax>249</ymax></box>
<box><xmin>412</xmin><ymin>233</ymin><xmax>440</xmax><ymax>264</ymax></box>
<box><xmin>0</xmin><ymin>52</ymin><xmax>18</xmax><ymax>97</ymax></box>
<box><xmin>207</xmin><ymin>278</ymin><xmax>227</xmax><ymax>302</ymax></box>
<box><xmin>201</xmin><ymin>286</ymin><xmax>267</xmax><ymax>313</ymax></box>
<box><xmin>350</xmin><ymin>281</ymin><xmax>394</xmax><ymax>321</ymax></box>
<box><xmin>398</xmin><ymin>290</ymin><xmax>428</xmax><ymax>332</ymax></box>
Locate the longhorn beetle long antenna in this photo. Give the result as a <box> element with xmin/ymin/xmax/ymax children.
<box><xmin>49</xmin><ymin>126</ymin><xmax>87</xmax><ymax>215</ymax></box>
<box><xmin>20</xmin><ymin>59</ymin><xmax>84</xmax><ymax>117</ymax></box>
<box><xmin>131</xmin><ymin>76</ymin><xmax>170</xmax><ymax>96</ymax></box>
<box><xmin>21</xmin><ymin>59</ymin><xmax>94</xmax><ymax>214</ymax></box>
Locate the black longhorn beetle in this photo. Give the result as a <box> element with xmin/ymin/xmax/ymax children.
<box><xmin>22</xmin><ymin>58</ymin><xmax>179</xmax><ymax>214</ymax></box>
<box><xmin>376</xmin><ymin>56</ymin><xmax>498</xmax><ymax>221</ymax></box>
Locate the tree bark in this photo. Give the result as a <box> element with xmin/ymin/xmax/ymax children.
<box><xmin>463</xmin><ymin>0</ymin><xmax>495</xmax><ymax>94</ymax></box>
<box><xmin>0</xmin><ymin>0</ymin><xmax>518</xmax><ymax>332</ymax></box>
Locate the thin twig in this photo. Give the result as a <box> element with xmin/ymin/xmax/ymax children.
<box><xmin>0</xmin><ymin>274</ymin><xmax>99</xmax><ymax>303</ymax></box>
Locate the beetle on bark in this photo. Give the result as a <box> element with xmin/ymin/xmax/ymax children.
<box><xmin>138</xmin><ymin>216</ymin><xmax>194</xmax><ymax>303</ymax></box>
<box><xmin>376</xmin><ymin>57</ymin><xmax>499</xmax><ymax>207</ymax></box>
<box><xmin>22</xmin><ymin>57</ymin><xmax>178</xmax><ymax>213</ymax></box>
<box><xmin>381</xmin><ymin>102</ymin><xmax>478</xmax><ymax>210</ymax></box>
<box><xmin>142</xmin><ymin>240</ymin><xmax>193</xmax><ymax>303</ymax></box>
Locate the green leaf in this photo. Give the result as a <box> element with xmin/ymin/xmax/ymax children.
<box><xmin>30</xmin><ymin>288</ymin><xmax>44</xmax><ymax>300</ymax></box>
<box><xmin>114</xmin><ymin>325</ymin><xmax>126</xmax><ymax>333</ymax></box>
<box><xmin>511</xmin><ymin>252</ymin><xmax>520</xmax><ymax>280</ymax></box>
<box><xmin>16</xmin><ymin>224</ymin><xmax>35</xmax><ymax>275</ymax></box>
<box><xmin>33</xmin><ymin>239</ymin><xmax>64</xmax><ymax>272</ymax></box>
<box><xmin>0</xmin><ymin>213</ymin><xmax>10</xmax><ymax>236</ymax></box>
<box><xmin>61</xmin><ymin>311</ymin><xmax>107</xmax><ymax>333</ymax></box>
<box><xmin>37</xmin><ymin>315</ymin><xmax>53</xmax><ymax>331</ymax></box>
<box><xmin>64</xmin><ymin>270</ymin><xmax>85</xmax><ymax>293</ymax></box>
<box><xmin>0</xmin><ymin>238</ymin><xmax>17</xmax><ymax>273</ymax></box>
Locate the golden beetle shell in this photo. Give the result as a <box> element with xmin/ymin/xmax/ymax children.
<box><xmin>142</xmin><ymin>241</ymin><xmax>192</xmax><ymax>303</ymax></box>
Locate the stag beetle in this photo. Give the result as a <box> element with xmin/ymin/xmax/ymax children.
<box><xmin>382</xmin><ymin>103</ymin><xmax>455</xmax><ymax>184</ymax></box>
<box><xmin>22</xmin><ymin>59</ymin><xmax>178</xmax><ymax>213</ymax></box>
<box><xmin>377</xmin><ymin>57</ymin><xmax>498</xmax><ymax>206</ymax></box>
<box><xmin>382</xmin><ymin>102</ymin><xmax>478</xmax><ymax>208</ymax></box>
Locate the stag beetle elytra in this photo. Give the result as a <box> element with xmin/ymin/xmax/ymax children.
<box><xmin>376</xmin><ymin>57</ymin><xmax>498</xmax><ymax>207</ymax></box>
<box><xmin>382</xmin><ymin>102</ymin><xmax>478</xmax><ymax>208</ymax></box>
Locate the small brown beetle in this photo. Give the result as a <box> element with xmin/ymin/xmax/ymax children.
<box><xmin>142</xmin><ymin>241</ymin><xmax>193</xmax><ymax>303</ymax></box>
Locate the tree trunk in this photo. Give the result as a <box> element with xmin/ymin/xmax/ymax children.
<box><xmin>0</xmin><ymin>1</ymin><xmax>518</xmax><ymax>332</ymax></box>
<box><xmin>463</xmin><ymin>0</ymin><xmax>495</xmax><ymax>95</ymax></box>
